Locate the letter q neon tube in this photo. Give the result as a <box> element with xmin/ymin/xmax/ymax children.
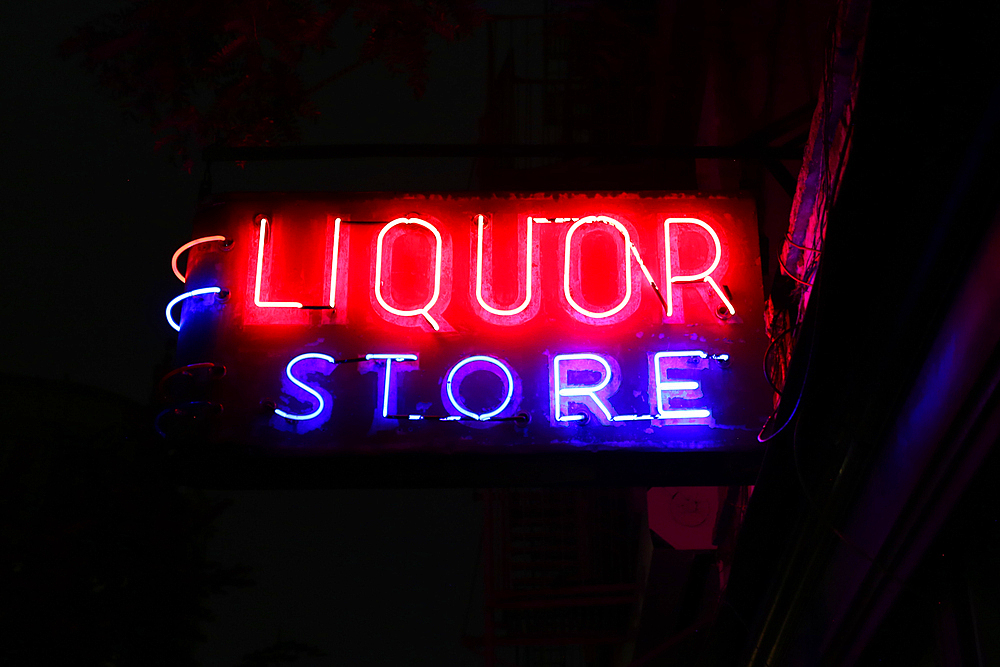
<box><xmin>375</xmin><ymin>218</ymin><xmax>443</xmax><ymax>331</ymax></box>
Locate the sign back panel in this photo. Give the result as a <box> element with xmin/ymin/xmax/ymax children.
<box><xmin>167</xmin><ymin>192</ymin><xmax>771</xmax><ymax>485</ymax></box>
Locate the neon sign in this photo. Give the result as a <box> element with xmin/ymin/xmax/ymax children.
<box><xmin>165</xmin><ymin>193</ymin><xmax>771</xmax><ymax>456</ymax></box>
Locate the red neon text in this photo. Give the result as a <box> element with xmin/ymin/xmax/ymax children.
<box><xmin>249</xmin><ymin>214</ymin><xmax>733</xmax><ymax>327</ymax></box>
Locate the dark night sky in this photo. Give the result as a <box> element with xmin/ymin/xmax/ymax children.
<box><xmin>2</xmin><ymin>1</ymin><xmax>499</xmax><ymax>664</ymax></box>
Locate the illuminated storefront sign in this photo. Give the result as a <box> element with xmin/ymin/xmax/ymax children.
<box><xmin>165</xmin><ymin>193</ymin><xmax>771</xmax><ymax>459</ymax></box>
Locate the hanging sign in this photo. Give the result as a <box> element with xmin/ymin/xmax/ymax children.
<box><xmin>164</xmin><ymin>192</ymin><xmax>771</xmax><ymax>484</ymax></box>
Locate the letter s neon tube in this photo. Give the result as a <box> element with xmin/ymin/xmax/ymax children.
<box><xmin>275</xmin><ymin>353</ymin><xmax>337</xmax><ymax>420</ymax></box>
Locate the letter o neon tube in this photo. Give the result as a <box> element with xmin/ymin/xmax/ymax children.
<box><xmin>564</xmin><ymin>216</ymin><xmax>633</xmax><ymax>319</ymax></box>
<box><xmin>445</xmin><ymin>355</ymin><xmax>515</xmax><ymax>420</ymax></box>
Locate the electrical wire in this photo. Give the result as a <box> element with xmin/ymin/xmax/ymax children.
<box><xmin>790</xmin><ymin>406</ymin><xmax>908</xmax><ymax>589</ymax></box>
<box><xmin>772</xmin><ymin>225</ymin><xmax>907</xmax><ymax>584</ymax></box>
<box><xmin>762</xmin><ymin>323</ymin><xmax>802</xmax><ymax>395</ymax></box>
<box><xmin>154</xmin><ymin>401</ymin><xmax>223</xmax><ymax>438</ymax></box>
<box><xmin>777</xmin><ymin>253</ymin><xmax>815</xmax><ymax>287</ymax></box>
<box><xmin>758</xmin><ymin>254</ymin><xmax>821</xmax><ymax>443</ymax></box>
<box><xmin>756</xmin><ymin>349</ymin><xmax>810</xmax><ymax>444</ymax></box>
<box><xmin>783</xmin><ymin>235</ymin><xmax>823</xmax><ymax>253</ymax></box>
<box><xmin>157</xmin><ymin>362</ymin><xmax>226</xmax><ymax>400</ymax></box>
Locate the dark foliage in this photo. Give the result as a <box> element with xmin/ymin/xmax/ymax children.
<box><xmin>61</xmin><ymin>0</ymin><xmax>486</xmax><ymax>170</ymax></box>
